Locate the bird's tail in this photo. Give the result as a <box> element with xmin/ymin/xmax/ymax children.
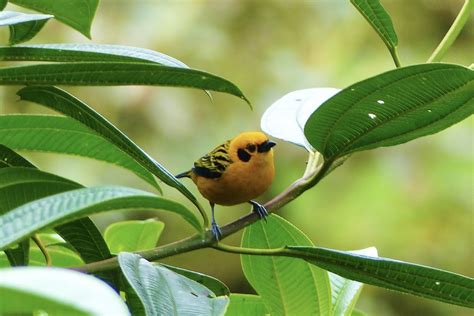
<box><xmin>175</xmin><ymin>170</ymin><xmax>192</xmax><ymax>179</ymax></box>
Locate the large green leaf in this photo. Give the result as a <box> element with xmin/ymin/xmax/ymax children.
<box><xmin>0</xmin><ymin>114</ymin><xmax>159</xmax><ymax>189</ymax></box>
<box><xmin>0</xmin><ymin>144</ymin><xmax>35</xmax><ymax>168</ymax></box>
<box><xmin>241</xmin><ymin>214</ymin><xmax>331</xmax><ymax>315</ymax></box>
<box><xmin>3</xmin><ymin>240</ymin><xmax>29</xmax><ymax>267</ymax></box>
<box><xmin>350</xmin><ymin>0</ymin><xmax>398</xmax><ymax>58</ymax></box>
<box><xmin>0</xmin><ymin>44</ymin><xmax>188</xmax><ymax>66</ymax></box>
<box><xmin>0</xmin><ymin>267</ymin><xmax>129</xmax><ymax>315</ymax></box>
<box><xmin>0</xmin><ymin>62</ymin><xmax>249</xmax><ymax>102</ymax></box>
<box><xmin>161</xmin><ymin>264</ymin><xmax>230</xmax><ymax>297</ymax></box>
<box><xmin>104</xmin><ymin>219</ymin><xmax>165</xmax><ymax>254</ymax></box>
<box><xmin>225</xmin><ymin>294</ymin><xmax>268</xmax><ymax>316</ymax></box>
<box><xmin>330</xmin><ymin>247</ymin><xmax>378</xmax><ymax>316</ymax></box>
<box><xmin>28</xmin><ymin>233</ymin><xmax>83</xmax><ymax>267</ymax></box>
<box><xmin>287</xmin><ymin>246</ymin><xmax>474</xmax><ymax>308</ymax></box>
<box><xmin>118</xmin><ymin>253</ymin><xmax>229</xmax><ymax>316</ymax></box>
<box><xmin>9</xmin><ymin>0</ymin><xmax>99</xmax><ymax>38</ymax></box>
<box><xmin>0</xmin><ymin>186</ymin><xmax>201</xmax><ymax>249</ymax></box>
<box><xmin>0</xmin><ymin>11</ymin><xmax>52</xmax><ymax>45</ymax></box>
<box><xmin>304</xmin><ymin>64</ymin><xmax>474</xmax><ymax>161</ymax></box>
<box><xmin>16</xmin><ymin>86</ymin><xmax>200</xmax><ymax>204</ymax></box>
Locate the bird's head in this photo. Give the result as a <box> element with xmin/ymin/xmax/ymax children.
<box><xmin>229</xmin><ymin>131</ymin><xmax>276</xmax><ymax>164</ymax></box>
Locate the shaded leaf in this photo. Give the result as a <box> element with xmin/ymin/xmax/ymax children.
<box><xmin>162</xmin><ymin>264</ymin><xmax>230</xmax><ymax>296</ymax></box>
<box><xmin>0</xmin><ymin>144</ymin><xmax>35</xmax><ymax>168</ymax></box>
<box><xmin>225</xmin><ymin>294</ymin><xmax>268</xmax><ymax>316</ymax></box>
<box><xmin>9</xmin><ymin>0</ymin><xmax>99</xmax><ymax>38</ymax></box>
<box><xmin>4</xmin><ymin>240</ymin><xmax>29</xmax><ymax>266</ymax></box>
<box><xmin>118</xmin><ymin>253</ymin><xmax>229</xmax><ymax>316</ymax></box>
<box><xmin>242</xmin><ymin>214</ymin><xmax>331</xmax><ymax>315</ymax></box>
<box><xmin>105</xmin><ymin>219</ymin><xmax>165</xmax><ymax>254</ymax></box>
<box><xmin>0</xmin><ymin>0</ymin><xmax>7</xmax><ymax>10</ymax></box>
<box><xmin>0</xmin><ymin>44</ymin><xmax>188</xmax><ymax>66</ymax></box>
<box><xmin>0</xmin><ymin>62</ymin><xmax>249</xmax><ymax>103</ymax></box>
<box><xmin>304</xmin><ymin>64</ymin><xmax>474</xmax><ymax>161</ymax></box>
<box><xmin>0</xmin><ymin>267</ymin><xmax>129</xmax><ymax>315</ymax></box>
<box><xmin>0</xmin><ymin>11</ymin><xmax>52</xmax><ymax>45</ymax></box>
<box><xmin>287</xmin><ymin>246</ymin><xmax>474</xmax><ymax>308</ymax></box>
<box><xmin>0</xmin><ymin>114</ymin><xmax>159</xmax><ymax>190</ymax></box>
<box><xmin>0</xmin><ymin>186</ymin><xmax>201</xmax><ymax>249</ymax></box>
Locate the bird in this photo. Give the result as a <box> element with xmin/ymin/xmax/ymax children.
<box><xmin>176</xmin><ymin>131</ymin><xmax>276</xmax><ymax>239</ymax></box>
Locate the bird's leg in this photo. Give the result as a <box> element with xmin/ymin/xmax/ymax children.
<box><xmin>249</xmin><ymin>200</ymin><xmax>269</xmax><ymax>221</ymax></box>
<box><xmin>210</xmin><ymin>202</ymin><xmax>222</xmax><ymax>240</ymax></box>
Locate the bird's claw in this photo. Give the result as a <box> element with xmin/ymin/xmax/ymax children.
<box><xmin>250</xmin><ymin>200</ymin><xmax>269</xmax><ymax>221</ymax></box>
<box><xmin>211</xmin><ymin>220</ymin><xmax>222</xmax><ymax>240</ymax></box>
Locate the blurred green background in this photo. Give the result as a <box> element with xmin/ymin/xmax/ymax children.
<box><xmin>1</xmin><ymin>0</ymin><xmax>472</xmax><ymax>315</ymax></box>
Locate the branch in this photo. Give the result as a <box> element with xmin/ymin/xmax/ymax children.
<box><xmin>74</xmin><ymin>152</ymin><xmax>332</xmax><ymax>274</ymax></box>
<box><xmin>427</xmin><ymin>0</ymin><xmax>473</xmax><ymax>63</ymax></box>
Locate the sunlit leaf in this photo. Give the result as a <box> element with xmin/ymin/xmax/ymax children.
<box><xmin>105</xmin><ymin>219</ymin><xmax>165</xmax><ymax>254</ymax></box>
<box><xmin>9</xmin><ymin>0</ymin><xmax>99</xmax><ymax>38</ymax></box>
<box><xmin>118</xmin><ymin>253</ymin><xmax>229</xmax><ymax>316</ymax></box>
<box><xmin>304</xmin><ymin>64</ymin><xmax>474</xmax><ymax>161</ymax></box>
<box><xmin>242</xmin><ymin>214</ymin><xmax>331</xmax><ymax>315</ymax></box>
<box><xmin>0</xmin><ymin>186</ymin><xmax>201</xmax><ymax>249</ymax></box>
<box><xmin>0</xmin><ymin>267</ymin><xmax>129</xmax><ymax>315</ymax></box>
<box><xmin>225</xmin><ymin>294</ymin><xmax>268</xmax><ymax>316</ymax></box>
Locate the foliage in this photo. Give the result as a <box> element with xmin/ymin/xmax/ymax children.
<box><xmin>0</xmin><ymin>0</ymin><xmax>472</xmax><ymax>315</ymax></box>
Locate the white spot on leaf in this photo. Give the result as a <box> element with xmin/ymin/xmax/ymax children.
<box><xmin>368</xmin><ymin>113</ymin><xmax>377</xmax><ymax>119</ymax></box>
<box><xmin>377</xmin><ymin>100</ymin><xmax>385</xmax><ymax>104</ymax></box>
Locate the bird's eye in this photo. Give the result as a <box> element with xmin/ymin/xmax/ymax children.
<box><xmin>246</xmin><ymin>144</ymin><xmax>256</xmax><ymax>152</ymax></box>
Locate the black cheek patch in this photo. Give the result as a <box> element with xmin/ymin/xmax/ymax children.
<box><xmin>237</xmin><ymin>149</ymin><xmax>251</xmax><ymax>162</ymax></box>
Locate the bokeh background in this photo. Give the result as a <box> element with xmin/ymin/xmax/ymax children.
<box><xmin>1</xmin><ymin>0</ymin><xmax>472</xmax><ymax>315</ymax></box>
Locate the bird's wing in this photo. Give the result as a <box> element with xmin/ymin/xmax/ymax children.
<box><xmin>193</xmin><ymin>140</ymin><xmax>233</xmax><ymax>179</ymax></box>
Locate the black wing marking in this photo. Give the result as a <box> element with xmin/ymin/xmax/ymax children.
<box><xmin>193</xmin><ymin>140</ymin><xmax>232</xmax><ymax>179</ymax></box>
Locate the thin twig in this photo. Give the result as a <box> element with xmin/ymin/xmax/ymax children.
<box><xmin>32</xmin><ymin>234</ymin><xmax>52</xmax><ymax>266</ymax></box>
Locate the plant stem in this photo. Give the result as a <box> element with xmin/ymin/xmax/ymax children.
<box><xmin>390</xmin><ymin>47</ymin><xmax>401</xmax><ymax>68</ymax></box>
<box><xmin>75</xmin><ymin>152</ymin><xmax>332</xmax><ymax>274</ymax></box>
<box><xmin>427</xmin><ymin>0</ymin><xmax>473</xmax><ymax>63</ymax></box>
<box><xmin>213</xmin><ymin>243</ymin><xmax>285</xmax><ymax>256</ymax></box>
<box><xmin>32</xmin><ymin>234</ymin><xmax>51</xmax><ymax>266</ymax></box>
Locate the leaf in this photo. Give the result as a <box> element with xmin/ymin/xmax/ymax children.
<box><xmin>9</xmin><ymin>0</ymin><xmax>99</xmax><ymax>38</ymax></box>
<box><xmin>0</xmin><ymin>144</ymin><xmax>35</xmax><ymax>168</ymax></box>
<box><xmin>30</xmin><ymin>244</ymin><xmax>83</xmax><ymax>267</ymax></box>
<box><xmin>0</xmin><ymin>0</ymin><xmax>7</xmax><ymax>10</ymax></box>
<box><xmin>261</xmin><ymin>88</ymin><xmax>340</xmax><ymax>151</ymax></box>
<box><xmin>0</xmin><ymin>44</ymin><xmax>188</xmax><ymax>67</ymax></box>
<box><xmin>0</xmin><ymin>62</ymin><xmax>250</xmax><ymax>103</ymax></box>
<box><xmin>4</xmin><ymin>240</ymin><xmax>29</xmax><ymax>266</ymax></box>
<box><xmin>0</xmin><ymin>267</ymin><xmax>130</xmax><ymax>315</ymax></box>
<box><xmin>0</xmin><ymin>185</ymin><xmax>201</xmax><ymax>249</ymax></box>
<box><xmin>0</xmin><ymin>114</ymin><xmax>160</xmax><ymax>190</ymax></box>
<box><xmin>118</xmin><ymin>253</ymin><xmax>229</xmax><ymax>316</ymax></box>
<box><xmin>330</xmin><ymin>247</ymin><xmax>378</xmax><ymax>316</ymax></box>
<box><xmin>304</xmin><ymin>63</ymin><xmax>474</xmax><ymax>161</ymax></box>
<box><xmin>287</xmin><ymin>246</ymin><xmax>474</xmax><ymax>308</ymax></box>
<box><xmin>350</xmin><ymin>0</ymin><xmax>399</xmax><ymax>64</ymax></box>
<box><xmin>0</xmin><ymin>11</ymin><xmax>52</xmax><ymax>45</ymax></box>
<box><xmin>161</xmin><ymin>264</ymin><xmax>230</xmax><ymax>296</ymax></box>
<box><xmin>104</xmin><ymin>219</ymin><xmax>165</xmax><ymax>254</ymax></box>
<box><xmin>225</xmin><ymin>294</ymin><xmax>268</xmax><ymax>316</ymax></box>
<box><xmin>241</xmin><ymin>214</ymin><xmax>331</xmax><ymax>315</ymax></box>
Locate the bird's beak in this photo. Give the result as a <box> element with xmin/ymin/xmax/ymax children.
<box><xmin>258</xmin><ymin>140</ymin><xmax>277</xmax><ymax>153</ymax></box>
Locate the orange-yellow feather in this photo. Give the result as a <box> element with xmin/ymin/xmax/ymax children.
<box><xmin>189</xmin><ymin>131</ymin><xmax>275</xmax><ymax>206</ymax></box>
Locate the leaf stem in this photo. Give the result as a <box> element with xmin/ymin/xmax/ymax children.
<box><xmin>74</xmin><ymin>152</ymin><xmax>332</xmax><ymax>274</ymax></box>
<box><xmin>32</xmin><ymin>234</ymin><xmax>51</xmax><ymax>266</ymax></box>
<box><xmin>427</xmin><ymin>0</ymin><xmax>473</xmax><ymax>63</ymax></box>
<box><xmin>213</xmin><ymin>243</ymin><xmax>285</xmax><ymax>256</ymax></box>
<box><xmin>390</xmin><ymin>47</ymin><xmax>401</xmax><ymax>68</ymax></box>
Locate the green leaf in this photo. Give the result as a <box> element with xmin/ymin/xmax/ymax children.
<box><xmin>0</xmin><ymin>144</ymin><xmax>35</xmax><ymax>168</ymax></box>
<box><xmin>0</xmin><ymin>114</ymin><xmax>160</xmax><ymax>190</ymax></box>
<box><xmin>0</xmin><ymin>0</ymin><xmax>7</xmax><ymax>10</ymax></box>
<box><xmin>30</xmin><ymin>244</ymin><xmax>83</xmax><ymax>267</ymax></box>
<box><xmin>304</xmin><ymin>63</ymin><xmax>474</xmax><ymax>161</ymax></box>
<box><xmin>330</xmin><ymin>247</ymin><xmax>378</xmax><ymax>316</ymax></box>
<box><xmin>287</xmin><ymin>246</ymin><xmax>474</xmax><ymax>308</ymax></box>
<box><xmin>350</xmin><ymin>0</ymin><xmax>400</xmax><ymax>66</ymax></box>
<box><xmin>0</xmin><ymin>267</ymin><xmax>129</xmax><ymax>315</ymax></box>
<box><xmin>161</xmin><ymin>264</ymin><xmax>230</xmax><ymax>296</ymax></box>
<box><xmin>4</xmin><ymin>240</ymin><xmax>29</xmax><ymax>266</ymax></box>
<box><xmin>0</xmin><ymin>186</ymin><xmax>201</xmax><ymax>249</ymax></box>
<box><xmin>225</xmin><ymin>294</ymin><xmax>268</xmax><ymax>316</ymax></box>
<box><xmin>104</xmin><ymin>219</ymin><xmax>165</xmax><ymax>254</ymax></box>
<box><xmin>9</xmin><ymin>0</ymin><xmax>99</xmax><ymax>38</ymax></box>
<box><xmin>0</xmin><ymin>62</ymin><xmax>249</xmax><ymax>103</ymax></box>
<box><xmin>118</xmin><ymin>253</ymin><xmax>229</xmax><ymax>316</ymax></box>
<box><xmin>0</xmin><ymin>44</ymin><xmax>188</xmax><ymax>66</ymax></box>
<box><xmin>0</xmin><ymin>11</ymin><xmax>52</xmax><ymax>45</ymax></box>
<box><xmin>241</xmin><ymin>214</ymin><xmax>331</xmax><ymax>315</ymax></box>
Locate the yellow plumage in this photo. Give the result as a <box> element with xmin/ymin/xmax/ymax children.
<box><xmin>177</xmin><ymin>131</ymin><xmax>276</xmax><ymax>238</ymax></box>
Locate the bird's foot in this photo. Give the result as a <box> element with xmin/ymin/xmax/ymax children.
<box><xmin>211</xmin><ymin>220</ymin><xmax>222</xmax><ymax>240</ymax></box>
<box><xmin>250</xmin><ymin>200</ymin><xmax>269</xmax><ymax>221</ymax></box>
